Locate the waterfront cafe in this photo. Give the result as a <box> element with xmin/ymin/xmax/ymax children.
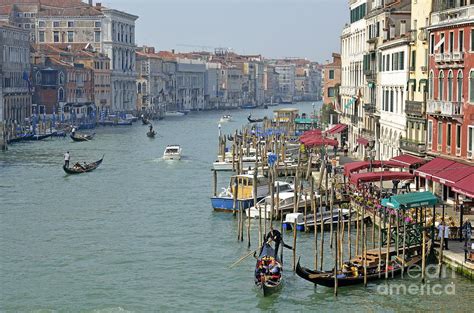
<box><xmin>414</xmin><ymin>157</ymin><xmax>474</xmax><ymax>205</ymax></box>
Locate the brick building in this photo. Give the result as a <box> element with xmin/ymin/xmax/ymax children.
<box><xmin>322</xmin><ymin>53</ymin><xmax>341</xmax><ymax>108</ymax></box>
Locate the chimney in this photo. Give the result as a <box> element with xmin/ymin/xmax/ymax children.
<box><xmin>172</xmin><ymin>49</ymin><xmax>175</xmax><ymax>54</ymax></box>
<box><xmin>389</xmin><ymin>24</ymin><xmax>395</xmax><ymax>40</ymax></box>
<box><xmin>400</xmin><ymin>20</ymin><xmax>406</xmax><ymax>36</ymax></box>
<box><xmin>88</xmin><ymin>0</ymin><xmax>93</xmax><ymax>6</ymax></box>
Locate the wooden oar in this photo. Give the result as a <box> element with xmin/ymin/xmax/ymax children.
<box><xmin>229</xmin><ymin>246</ymin><xmax>261</xmax><ymax>269</ymax></box>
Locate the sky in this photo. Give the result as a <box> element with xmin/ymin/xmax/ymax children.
<box><xmin>100</xmin><ymin>0</ymin><xmax>348</xmax><ymax>63</ymax></box>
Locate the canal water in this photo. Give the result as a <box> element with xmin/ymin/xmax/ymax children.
<box><xmin>0</xmin><ymin>102</ymin><xmax>472</xmax><ymax>312</ymax></box>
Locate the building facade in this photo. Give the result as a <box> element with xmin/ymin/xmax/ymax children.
<box><xmin>426</xmin><ymin>1</ymin><xmax>474</xmax><ymax>162</ymax></box>
<box><xmin>0</xmin><ymin>24</ymin><xmax>32</xmax><ymax>125</ymax></box>
<box><xmin>322</xmin><ymin>53</ymin><xmax>341</xmax><ymax>107</ymax></box>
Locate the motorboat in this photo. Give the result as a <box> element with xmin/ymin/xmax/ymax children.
<box><xmin>163</xmin><ymin>145</ymin><xmax>182</xmax><ymax>160</ymax></box>
<box><xmin>165</xmin><ymin>111</ymin><xmax>185</xmax><ymax>117</ymax></box>
<box><xmin>246</xmin><ymin>190</ymin><xmax>309</xmax><ymax>219</ymax></box>
<box><xmin>212</xmin><ymin>155</ymin><xmax>260</xmax><ymax>171</ymax></box>
<box><xmin>219</xmin><ymin>115</ymin><xmax>232</xmax><ymax>123</ymax></box>
<box><xmin>283</xmin><ymin>208</ymin><xmax>352</xmax><ymax>231</ymax></box>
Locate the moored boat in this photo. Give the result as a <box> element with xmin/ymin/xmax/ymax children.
<box><xmin>165</xmin><ymin>111</ymin><xmax>185</xmax><ymax>117</ymax></box>
<box><xmin>70</xmin><ymin>132</ymin><xmax>95</xmax><ymax>142</ymax></box>
<box><xmin>255</xmin><ymin>243</ymin><xmax>282</xmax><ymax>296</ymax></box>
<box><xmin>63</xmin><ymin>156</ymin><xmax>104</xmax><ymax>174</ymax></box>
<box><xmin>147</xmin><ymin>130</ymin><xmax>156</xmax><ymax>138</ymax></box>
<box><xmin>283</xmin><ymin>208</ymin><xmax>352</xmax><ymax>231</ymax></box>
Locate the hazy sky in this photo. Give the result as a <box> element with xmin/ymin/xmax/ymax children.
<box><xmin>100</xmin><ymin>0</ymin><xmax>347</xmax><ymax>63</ymax></box>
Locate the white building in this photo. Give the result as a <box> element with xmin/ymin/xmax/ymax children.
<box><xmin>274</xmin><ymin>64</ymin><xmax>295</xmax><ymax>103</ymax></box>
<box><xmin>100</xmin><ymin>7</ymin><xmax>138</xmax><ymax>112</ymax></box>
<box><xmin>378</xmin><ymin>37</ymin><xmax>410</xmax><ymax>160</ymax></box>
<box><xmin>340</xmin><ymin>0</ymin><xmax>367</xmax><ymax>159</ymax></box>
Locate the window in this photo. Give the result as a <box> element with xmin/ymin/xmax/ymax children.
<box><xmin>386</xmin><ymin>54</ymin><xmax>390</xmax><ymax>71</ymax></box>
<box><xmin>35</xmin><ymin>72</ymin><xmax>41</xmax><ymax>84</ymax></box>
<box><xmin>67</xmin><ymin>31</ymin><xmax>74</xmax><ymax>43</ymax></box>
<box><xmin>53</xmin><ymin>21</ymin><xmax>60</xmax><ymax>28</ymax></box>
<box><xmin>430</xmin><ymin>34</ymin><xmax>435</xmax><ymax>54</ymax></box>
<box><xmin>39</xmin><ymin>31</ymin><xmax>45</xmax><ymax>42</ymax></box>
<box><xmin>468</xmin><ymin>126</ymin><xmax>474</xmax><ymax>154</ymax></box>
<box><xmin>471</xmin><ymin>29</ymin><xmax>474</xmax><ymax>51</ymax></box>
<box><xmin>390</xmin><ymin>90</ymin><xmax>394</xmax><ymax>112</ymax></box>
<box><xmin>428</xmin><ymin>120</ymin><xmax>433</xmax><ymax>145</ymax></box>
<box><xmin>59</xmin><ymin>72</ymin><xmax>65</xmax><ymax>85</ymax></box>
<box><xmin>53</xmin><ymin>31</ymin><xmax>60</xmax><ymax>43</ymax></box>
<box><xmin>95</xmin><ymin>21</ymin><xmax>101</xmax><ymax>28</ymax></box>
<box><xmin>440</xmin><ymin>33</ymin><xmax>445</xmax><ymax>53</ymax></box>
<box><xmin>329</xmin><ymin>70</ymin><xmax>334</xmax><ymax>80</ymax></box>
<box><xmin>68</xmin><ymin>21</ymin><xmax>74</xmax><ymax>28</ymax></box>
<box><xmin>38</xmin><ymin>21</ymin><xmax>45</xmax><ymax>28</ymax></box>
<box><xmin>470</xmin><ymin>71</ymin><xmax>474</xmax><ymax>103</ymax></box>
<box><xmin>429</xmin><ymin>71</ymin><xmax>434</xmax><ymax>99</ymax></box>
<box><xmin>95</xmin><ymin>31</ymin><xmax>101</xmax><ymax>42</ymax></box>
<box><xmin>438</xmin><ymin>122</ymin><xmax>443</xmax><ymax>146</ymax></box>
<box><xmin>459</xmin><ymin>30</ymin><xmax>464</xmax><ymax>52</ymax></box>
<box><xmin>410</xmin><ymin>50</ymin><xmax>416</xmax><ymax>70</ymax></box>
<box><xmin>328</xmin><ymin>87</ymin><xmax>335</xmax><ymax>97</ymax></box>
<box><xmin>58</xmin><ymin>88</ymin><xmax>65</xmax><ymax>101</ymax></box>
<box><xmin>399</xmin><ymin>51</ymin><xmax>404</xmax><ymax>70</ymax></box>
<box><xmin>457</xmin><ymin>71</ymin><xmax>463</xmax><ymax>101</ymax></box>
<box><xmin>456</xmin><ymin>124</ymin><xmax>462</xmax><ymax>150</ymax></box>
<box><xmin>447</xmin><ymin>123</ymin><xmax>452</xmax><ymax>148</ymax></box>
<box><xmin>448</xmin><ymin>71</ymin><xmax>453</xmax><ymax>101</ymax></box>
<box><xmin>24</xmin><ymin>24</ymin><xmax>30</xmax><ymax>29</ymax></box>
<box><xmin>449</xmin><ymin>32</ymin><xmax>454</xmax><ymax>53</ymax></box>
<box><xmin>439</xmin><ymin>71</ymin><xmax>444</xmax><ymax>100</ymax></box>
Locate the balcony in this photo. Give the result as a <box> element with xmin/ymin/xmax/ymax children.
<box><xmin>443</xmin><ymin>52</ymin><xmax>452</xmax><ymax>62</ymax></box>
<box><xmin>364</xmin><ymin>103</ymin><xmax>376</xmax><ymax>114</ymax></box>
<box><xmin>400</xmin><ymin>138</ymin><xmax>426</xmax><ymax>155</ymax></box>
<box><xmin>427</xmin><ymin>100</ymin><xmax>463</xmax><ymax>116</ymax></box>
<box><xmin>351</xmin><ymin>115</ymin><xmax>359</xmax><ymax>126</ymax></box>
<box><xmin>405</xmin><ymin>100</ymin><xmax>423</xmax><ymax>117</ymax></box>
<box><xmin>435</xmin><ymin>54</ymin><xmax>444</xmax><ymax>63</ymax></box>
<box><xmin>452</xmin><ymin>51</ymin><xmax>464</xmax><ymax>62</ymax></box>
<box><xmin>431</xmin><ymin>5</ymin><xmax>474</xmax><ymax>27</ymax></box>
<box><xmin>364</xmin><ymin>70</ymin><xmax>376</xmax><ymax>79</ymax></box>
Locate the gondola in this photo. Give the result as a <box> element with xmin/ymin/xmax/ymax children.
<box><xmin>147</xmin><ymin>130</ymin><xmax>156</xmax><ymax>138</ymax></box>
<box><xmin>70</xmin><ymin>132</ymin><xmax>95</xmax><ymax>142</ymax></box>
<box><xmin>25</xmin><ymin>133</ymin><xmax>54</xmax><ymax>141</ymax></box>
<box><xmin>63</xmin><ymin>156</ymin><xmax>104</xmax><ymax>174</ymax></box>
<box><xmin>248</xmin><ymin>115</ymin><xmax>264</xmax><ymax>123</ymax></box>
<box><xmin>142</xmin><ymin>118</ymin><xmax>150</xmax><ymax>125</ymax></box>
<box><xmin>295</xmin><ymin>254</ymin><xmax>422</xmax><ymax>287</ymax></box>
<box><xmin>255</xmin><ymin>243</ymin><xmax>282</xmax><ymax>296</ymax></box>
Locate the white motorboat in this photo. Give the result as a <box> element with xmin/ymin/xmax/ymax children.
<box><xmin>165</xmin><ymin>111</ymin><xmax>185</xmax><ymax>117</ymax></box>
<box><xmin>246</xmin><ymin>186</ymin><xmax>307</xmax><ymax>219</ymax></box>
<box><xmin>163</xmin><ymin>145</ymin><xmax>182</xmax><ymax>160</ymax></box>
<box><xmin>283</xmin><ymin>208</ymin><xmax>352</xmax><ymax>231</ymax></box>
<box><xmin>212</xmin><ymin>155</ymin><xmax>261</xmax><ymax>171</ymax></box>
<box><xmin>219</xmin><ymin>115</ymin><xmax>232</xmax><ymax>123</ymax></box>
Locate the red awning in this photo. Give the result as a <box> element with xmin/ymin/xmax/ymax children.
<box><xmin>414</xmin><ymin>157</ymin><xmax>456</xmax><ymax>179</ymax></box>
<box><xmin>301</xmin><ymin>129</ymin><xmax>322</xmax><ymax>138</ymax></box>
<box><xmin>344</xmin><ymin>160</ymin><xmax>405</xmax><ymax>177</ymax></box>
<box><xmin>327</xmin><ymin>124</ymin><xmax>347</xmax><ymax>135</ymax></box>
<box><xmin>303</xmin><ymin>137</ymin><xmax>339</xmax><ymax>147</ymax></box>
<box><xmin>430</xmin><ymin>162</ymin><xmax>474</xmax><ymax>186</ymax></box>
<box><xmin>389</xmin><ymin>154</ymin><xmax>426</xmax><ymax>167</ymax></box>
<box><xmin>452</xmin><ymin>174</ymin><xmax>474</xmax><ymax>198</ymax></box>
<box><xmin>350</xmin><ymin>171</ymin><xmax>414</xmax><ymax>185</ymax></box>
<box><xmin>356</xmin><ymin>137</ymin><xmax>369</xmax><ymax>146</ymax></box>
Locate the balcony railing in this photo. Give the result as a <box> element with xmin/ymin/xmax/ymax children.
<box><xmin>364</xmin><ymin>103</ymin><xmax>376</xmax><ymax>114</ymax></box>
<box><xmin>351</xmin><ymin>115</ymin><xmax>358</xmax><ymax>126</ymax></box>
<box><xmin>435</xmin><ymin>54</ymin><xmax>444</xmax><ymax>62</ymax></box>
<box><xmin>405</xmin><ymin>100</ymin><xmax>423</xmax><ymax>117</ymax></box>
<box><xmin>443</xmin><ymin>52</ymin><xmax>452</xmax><ymax>62</ymax></box>
<box><xmin>431</xmin><ymin>5</ymin><xmax>474</xmax><ymax>26</ymax></box>
<box><xmin>400</xmin><ymin>138</ymin><xmax>426</xmax><ymax>155</ymax></box>
<box><xmin>364</xmin><ymin>70</ymin><xmax>376</xmax><ymax>79</ymax></box>
<box><xmin>452</xmin><ymin>51</ymin><xmax>464</xmax><ymax>62</ymax></box>
<box><xmin>427</xmin><ymin>100</ymin><xmax>463</xmax><ymax>116</ymax></box>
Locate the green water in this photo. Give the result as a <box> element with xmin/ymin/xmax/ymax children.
<box><xmin>0</xmin><ymin>102</ymin><xmax>472</xmax><ymax>312</ymax></box>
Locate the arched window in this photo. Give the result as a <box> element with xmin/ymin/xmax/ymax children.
<box><xmin>60</xmin><ymin>72</ymin><xmax>65</xmax><ymax>84</ymax></box>
<box><xmin>58</xmin><ymin>87</ymin><xmax>64</xmax><ymax>101</ymax></box>
<box><xmin>438</xmin><ymin>71</ymin><xmax>444</xmax><ymax>100</ymax></box>
<box><xmin>457</xmin><ymin>71</ymin><xmax>463</xmax><ymax>102</ymax></box>
<box><xmin>142</xmin><ymin>82</ymin><xmax>146</xmax><ymax>94</ymax></box>
<box><xmin>429</xmin><ymin>71</ymin><xmax>434</xmax><ymax>100</ymax></box>
<box><xmin>470</xmin><ymin>71</ymin><xmax>474</xmax><ymax>103</ymax></box>
<box><xmin>137</xmin><ymin>82</ymin><xmax>142</xmax><ymax>94</ymax></box>
<box><xmin>448</xmin><ymin>70</ymin><xmax>453</xmax><ymax>101</ymax></box>
<box><xmin>36</xmin><ymin>71</ymin><xmax>41</xmax><ymax>84</ymax></box>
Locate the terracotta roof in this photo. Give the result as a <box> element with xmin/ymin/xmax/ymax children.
<box><xmin>38</xmin><ymin>5</ymin><xmax>103</xmax><ymax>17</ymax></box>
<box><xmin>2</xmin><ymin>0</ymin><xmax>84</xmax><ymax>7</ymax></box>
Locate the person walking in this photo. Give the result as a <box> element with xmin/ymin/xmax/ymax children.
<box><xmin>64</xmin><ymin>151</ymin><xmax>70</xmax><ymax>168</ymax></box>
<box><xmin>438</xmin><ymin>221</ymin><xmax>450</xmax><ymax>250</ymax></box>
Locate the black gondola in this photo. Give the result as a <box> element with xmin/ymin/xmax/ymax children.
<box><xmin>147</xmin><ymin>130</ymin><xmax>156</xmax><ymax>138</ymax></box>
<box><xmin>255</xmin><ymin>243</ymin><xmax>282</xmax><ymax>296</ymax></box>
<box><xmin>295</xmin><ymin>254</ymin><xmax>422</xmax><ymax>287</ymax></box>
<box><xmin>24</xmin><ymin>133</ymin><xmax>54</xmax><ymax>141</ymax></box>
<box><xmin>70</xmin><ymin>132</ymin><xmax>95</xmax><ymax>142</ymax></box>
<box><xmin>248</xmin><ymin>115</ymin><xmax>264</xmax><ymax>123</ymax></box>
<box><xmin>63</xmin><ymin>156</ymin><xmax>104</xmax><ymax>174</ymax></box>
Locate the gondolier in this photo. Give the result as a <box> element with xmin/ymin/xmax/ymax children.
<box><xmin>64</xmin><ymin>151</ymin><xmax>70</xmax><ymax>168</ymax></box>
<box><xmin>265</xmin><ymin>226</ymin><xmax>291</xmax><ymax>257</ymax></box>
